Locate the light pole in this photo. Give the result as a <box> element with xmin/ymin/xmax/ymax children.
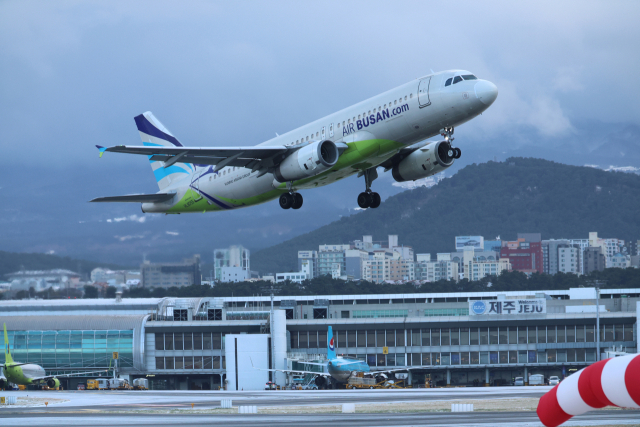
<box><xmin>595</xmin><ymin>285</ymin><xmax>600</xmax><ymax>361</ymax></box>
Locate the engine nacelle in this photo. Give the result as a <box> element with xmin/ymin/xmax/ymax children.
<box><xmin>274</xmin><ymin>140</ymin><xmax>339</xmax><ymax>183</ymax></box>
<box><xmin>46</xmin><ymin>378</ymin><xmax>61</xmax><ymax>389</ymax></box>
<box><xmin>391</xmin><ymin>140</ymin><xmax>454</xmax><ymax>182</ymax></box>
<box><xmin>315</xmin><ymin>376</ymin><xmax>327</xmax><ymax>388</ymax></box>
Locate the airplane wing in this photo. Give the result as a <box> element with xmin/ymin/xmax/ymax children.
<box><xmin>100</xmin><ymin>144</ymin><xmax>292</xmax><ymax>173</ymax></box>
<box><xmin>249</xmin><ymin>357</ymin><xmax>329</xmax><ymax>377</ymax></box>
<box><xmin>90</xmin><ymin>193</ymin><xmax>176</xmax><ymax>203</ymax></box>
<box><xmin>30</xmin><ymin>370</ymin><xmax>110</xmax><ymax>381</ymax></box>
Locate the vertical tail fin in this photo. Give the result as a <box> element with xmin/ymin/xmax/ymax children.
<box><xmin>3</xmin><ymin>323</ymin><xmax>13</xmax><ymax>365</ymax></box>
<box><xmin>134</xmin><ymin>112</ymin><xmax>193</xmax><ymax>190</ymax></box>
<box><xmin>327</xmin><ymin>326</ymin><xmax>336</xmax><ymax>360</ymax></box>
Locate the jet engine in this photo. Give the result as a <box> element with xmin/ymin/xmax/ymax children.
<box><xmin>391</xmin><ymin>140</ymin><xmax>455</xmax><ymax>182</ymax></box>
<box><xmin>274</xmin><ymin>140</ymin><xmax>339</xmax><ymax>182</ymax></box>
<box><xmin>46</xmin><ymin>378</ymin><xmax>60</xmax><ymax>389</ymax></box>
<box><xmin>315</xmin><ymin>376</ymin><xmax>327</xmax><ymax>388</ymax></box>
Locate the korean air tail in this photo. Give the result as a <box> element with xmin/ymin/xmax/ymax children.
<box><xmin>327</xmin><ymin>326</ymin><xmax>336</xmax><ymax>360</ymax></box>
<box><xmin>3</xmin><ymin>323</ymin><xmax>13</xmax><ymax>365</ymax></box>
<box><xmin>134</xmin><ymin>111</ymin><xmax>194</xmax><ymax>190</ymax></box>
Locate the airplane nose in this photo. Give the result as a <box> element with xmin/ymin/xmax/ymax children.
<box><xmin>475</xmin><ymin>80</ymin><xmax>498</xmax><ymax>106</ymax></box>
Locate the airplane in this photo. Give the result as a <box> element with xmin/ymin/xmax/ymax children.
<box><xmin>0</xmin><ymin>324</ymin><xmax>108</xmax><ymax>390</ymax></box>
<box><xmin>252</xmin><ymin>326</ymin><xmax>419</xmax><ymax>389</ymax></box>
<box><xmin>91</xmin><ymin>70</ymin><xmax>497</xmax><ymax>211</ymax></box>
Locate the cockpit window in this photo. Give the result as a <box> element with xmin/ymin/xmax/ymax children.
<box><xmin>462</xmin><ymin>74</ymin><xmax>477</xmax><ymax>80</ymax></box>
<box><xmin>453</xmin><ymin>76</ymin><xmax>463</xmax><ymax>84</ymax></box>
<box><xmin>445</xmin><ymin>78</ymin><xmax>452</xmax><ymax>87</ymax></box>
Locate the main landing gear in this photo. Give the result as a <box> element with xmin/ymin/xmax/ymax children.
<box><xmin>441</xmin><ymin>126</ymin><xmax>462</xmax><ymax>159</ymax></box>
<box><xmin>357</xmin><ymin>168</ymin><xmax>381</xmax><ymax>209</ymax></box>
<box><xmin>279</xmin><ymin>182</ymin><xmax>303</xmax><ymax>210</ymax></box>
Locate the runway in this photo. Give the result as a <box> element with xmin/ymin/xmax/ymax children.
<box><xmin>2</xmin><ymin>387</ymin><xmax>639</xmax><ymax>426</ymax></box>
<box><xmin>1</xmin><ymin>411</ymin><xmax>640</xmax><ymax>427</ymax></box>
<box><xmin>0</xmin><ymin>386</ymin><xmax>551</xmax><ymax>412</ymax></box>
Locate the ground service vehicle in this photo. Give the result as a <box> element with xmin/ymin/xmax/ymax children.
<box><xmin>86</xmin><ymin>379</ymin><xmax>98</xmax><ymax>390</ymax></box>
<box><xmin>514</xmin><ymin>377</ymin><xmax>524</xmax><ymax>386</ymax></box>
<box><xmin>347</xmin><ymin>377</ymin><xmax>377</xmax><ymax>389</ymax></box>
<box><xmin>529</xmin><ymin>374</ymin><xmax>545</xmax><ymax>385</ymax></box>
<box><xmin>133</xmin><ymin>378</ymin><xmax>148</xmax><ymax>390</ymax></box>
<box><xmin>549</xmin><ymin>376</ymin><xmax>560</xmax><ymax>386</ymax></box>
<box><xmin>108</xmin><ymin>378</ymin><xmax>132</xmax><ymax>390</ymax></box>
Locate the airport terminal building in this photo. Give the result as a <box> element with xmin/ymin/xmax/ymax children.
<box><xmin>1</xmin><ymin>288</ymin><xmax>638</xmax><ymax>390</ymax></box>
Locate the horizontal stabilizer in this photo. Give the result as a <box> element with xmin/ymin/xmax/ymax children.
<box><xmin>90</xmin><ymin>193</ymin><xmax>175</xmax><ymax>203</ymax></box>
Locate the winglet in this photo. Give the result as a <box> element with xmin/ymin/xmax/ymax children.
<box><xmin>4</xmin><ymin>323</ymin><xmax>13</xmax><ymax>364</ymax></box>
<box><xmin>96</xmin><ymin>145</ymin><xmax>107</xmax><ymax>158</ymax></box>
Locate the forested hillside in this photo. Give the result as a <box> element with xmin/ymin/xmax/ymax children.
<box><xmin>252</xmin><ymin>158</ymin><xmax>640</xmax><ymax>274</ymax></box>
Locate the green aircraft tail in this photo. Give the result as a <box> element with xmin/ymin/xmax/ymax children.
<box><xmin>3</xmin><ymin>323</ymin><xmax>13</xmax><ymax>364</ymax></box>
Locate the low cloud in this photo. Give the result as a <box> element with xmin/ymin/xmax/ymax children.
<box><xmin>114</xmin><ymin>235</ymin><xmax>144</xmax><ymax>242</ymax></box>
<box><xmin>106</xmin><ymin>214</ymin><xmax>146</xmax><ymax>223</ymax></box>
<box><xmin>166</xmin><ymin>231</ymin><xmax>179</xmax><ymax>236</ymax></box>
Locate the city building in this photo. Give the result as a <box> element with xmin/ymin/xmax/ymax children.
<box><xmin>415</xmin><ymin>253</ymin><xmax>457</xmax><ymax>282</ymax></box>
<box><xmin>141</xmin><ymin>255</ymin><xmax>201</xmax><ymax>288</ymax></box>
<box><xmin>609</xmin><ymin>253</ymin><xmax>631</xmax><ymax>269</ymax></box>
<box><xmin>500</xmin><ymin>234</ymin><xmax>543</xmax><ymax>274</ymax></box>
<box><xmin>317</xmin><ymin>245</ymin><xmax>350</xmax><ymax>277</ymax></box>
<box><xmin>583</xmin><ymin>247</ymin><xmax>605</xmax><ymax>274</ymax></box>
<box><xmin>1</xmin><ymin>287</ymin><xmax>638</xmax><ymax>390</ymax></box>
<box><xmin>297</xmin><ymin>251</ymin><xmax>318</xmax><ymax>279</ymax></box>
<box><xmin>214</xmin><ymin>246</ymin><xmax>250</xmax><ymax>282</ymax></box>
<box><xmin>275</xmin><ymin>272</ymin><xmax>308</xmax><ymax>283</ymax></box>
<box><xmin>460</xmin><ymin>248</ymin><xmax>510</xmax><ymax>281</ymax></box>
<box><xmin>558</xmin><ymin>245</ymin><xmax>581</xmax><ymax>275</ymax></box>
<box><xmin>5</xmin><ymin>269</ymin><xmax>81</xmax><ymax>292</ymax></box>
<box><xmin>218</xmin><ymin>267</ymin><xmax>249</xmax><ymax>283</ymax></box>
<box><xmin>589</xmin><ymin>232</ymin><xmax>625</xmax><ymax>268</ymax></box>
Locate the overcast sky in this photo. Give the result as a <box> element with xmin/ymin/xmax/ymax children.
<box><xmin>2</xmin><ymin>0</ymin><xmax>639</xmax><ymax>169</ymax></box>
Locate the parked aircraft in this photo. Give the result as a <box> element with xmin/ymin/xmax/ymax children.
<box><xmin>0</xmin><ymin>324</ymin><xmax>107</xmax><ymax>390</ymax></box>
<box><xmin>92</xmin><ymin>70</ymin><xmax>497</xmax><ymax>211</ymax></box>
<box><xmin>253</xmin><ymin>326</ymin><xmax>417</xmax><ymax>388</ymax></box>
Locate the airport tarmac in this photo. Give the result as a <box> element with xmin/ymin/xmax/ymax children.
<box><xmin>1</xmin><ymin>410</ymin><xmax>640</xmax><ymax>427</ymax></box>
<box><xmin>2</xmin><ymin>387</ymin><xmax>639</xmax><ymax>426</ymax></box>
<box><xmin>1</xmin><ymin>386</ymin><xmax>552</xmax><ymax>412</ymax></box>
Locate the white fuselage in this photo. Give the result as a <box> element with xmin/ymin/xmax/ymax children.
<box><xmin>143</xmin><ymin>69</ymin><xmax>497</xmax><ymax>212</ymax></box>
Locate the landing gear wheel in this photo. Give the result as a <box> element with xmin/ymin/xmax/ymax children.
<box><xmin>357</xmin><ymin>192</ymin><xmax>372</xmax><ymax>209</ymax></box>
<box><xmin>279</xmin><ymin>193</ymin><xmax>294</xmax><ymax>209</ymax></box>
<box><xmin>292</xmin><ymin>193</ymin><xmax>303</xmax><ymax>209</ymax></box>
<box><xmin>370</xmin><ymin>192</ymin><xmax>381</xmax><ymax>208</ymax></box>
<box><xmin>454</xmin><ymin>147</ymin><xmax>461</xmax><ymax>159</ymax></box>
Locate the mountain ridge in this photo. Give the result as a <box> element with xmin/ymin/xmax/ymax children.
<box><xmin>251</xmin><ymin>157</ymin><xmax>640</xmax><ymax>274</ymax></box>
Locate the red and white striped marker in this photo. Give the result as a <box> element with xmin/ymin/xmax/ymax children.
<box><xmin>537</xmin><ymin>354</ymin><xmax>640</xmax><ymax>427</ymax></box>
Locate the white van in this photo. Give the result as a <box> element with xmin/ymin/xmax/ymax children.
<box><xmin>529</xmin><ymin>374</ymin><xmax>545</xmax><ymax>385</ymax></box>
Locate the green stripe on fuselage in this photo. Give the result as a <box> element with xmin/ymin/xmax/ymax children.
<box><xmin>167</xmin><ymin>138</ymin><xmax>402</xmax><ymax>213</ymax></box>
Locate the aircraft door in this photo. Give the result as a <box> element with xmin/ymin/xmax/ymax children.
<box><xmin>191</xmin><ymin>169</ymin><xmax>203</xmax><ymax>202</ymax></box>
<box><xmin>418</xmin><ymin>77</ymin><xmax>432</xmax><ymax>108</ymax></box>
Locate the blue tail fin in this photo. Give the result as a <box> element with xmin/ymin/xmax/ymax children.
<box><xmin>134</xmin><ymin>112</ymin><xmax>193</xmax><ymax>190</ymax></box>
<box><xmin>327</xmin><ymin>326</ymin><xmax>336</xmax><ymax>359</ymax></box>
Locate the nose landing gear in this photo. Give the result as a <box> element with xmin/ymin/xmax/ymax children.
<box><xmin>279</xmin><ymin>182</ymin><xmax>303</xmax><ymax>209</ymax></box>
<box><xmin>441</xmin><ymin>127</ymin><xmax>462</xmax><ymax>159</ymax></box>
<box><xmin>357</xmin><ymin>168</ymin><xmax>381</xmax><ymax>209</ymax></box>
